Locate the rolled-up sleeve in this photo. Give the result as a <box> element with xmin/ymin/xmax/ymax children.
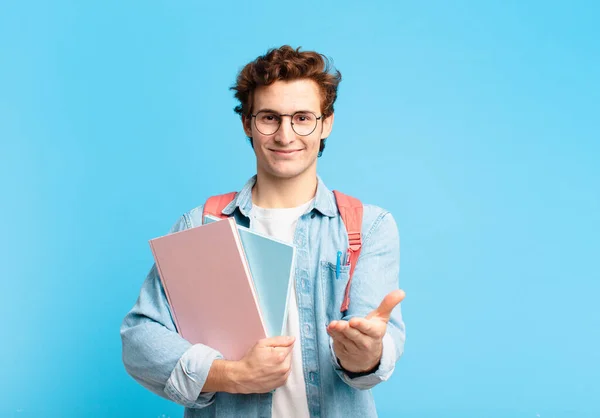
<box><xmin>120</xmin><ymin>214</ymin><xmax>222</xmax><ymax>409</ymax></box>
<box><xmin>165</xmin><ymin>344</ymin><xmax>223</xmax><ymax>407</ymax></box>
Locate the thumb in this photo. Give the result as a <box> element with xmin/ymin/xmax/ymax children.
<box><xmin>366</xmin><ymin>289</ymin><xmax>405</xmax><ymax>322</ymax></box>
<box><xmin>259</xmin><ymin>335</ymin><xmax>295</xmax><ymax>348</ymax></box>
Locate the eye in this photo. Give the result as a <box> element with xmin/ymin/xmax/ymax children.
<box><xmin>294</xmin><ymin>112</ymin><xmax>314</xmax><ymax>123</ymax></box>
<box><xmin>259</xmin><ymin>112</ymin><xmax>280</xmax><ymax>123</ymax></box>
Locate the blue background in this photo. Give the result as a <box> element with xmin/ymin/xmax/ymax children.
<box><xmin>1</xmin><ymin>1</ymin><xmax>598</xmax><ymax>417</ymax></box>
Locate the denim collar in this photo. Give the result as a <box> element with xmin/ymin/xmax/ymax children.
<box><xmin>221</xmin><ymin>175</ymin><xmax>338</xmax><ymax>218</ymax></box>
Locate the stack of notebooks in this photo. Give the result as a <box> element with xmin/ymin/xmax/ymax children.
<box><xmin>149</xmin><ymin>215</ymin><xmax>295</xmax><ymax>360</ymax></box>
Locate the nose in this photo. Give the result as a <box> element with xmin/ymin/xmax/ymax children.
<box><xmin>274</xmin><ymin>116</ymin><xmax>296</xmax><ymax>145</ymax></box>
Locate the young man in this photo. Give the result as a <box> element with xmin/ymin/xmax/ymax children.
<box><xmin>121</xmin><ymin>45</ymin><xmax>406</xmax><ymax>418</ymax></box>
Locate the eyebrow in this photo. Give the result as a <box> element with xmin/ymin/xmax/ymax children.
<box><xmin>255</xmin><ymin>108</ymin><xmax>317</xmax><ymax>114</ymax></box>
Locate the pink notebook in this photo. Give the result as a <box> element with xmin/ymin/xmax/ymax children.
<box><xmin>149</xmin><ymin>217</ymin><xmax>267</xmax><ymax>360</ymax></box>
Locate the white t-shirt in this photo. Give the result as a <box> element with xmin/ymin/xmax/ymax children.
<box><xmin>250</xmin><ymin>199</ymin><xmax>313</xmax><ymax>418</ymax></box>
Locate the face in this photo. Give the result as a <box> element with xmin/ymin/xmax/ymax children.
<box><xmin>243</xmin><ymin>79</ymin><xmax>334</xmax><ymax>182</ymax></box>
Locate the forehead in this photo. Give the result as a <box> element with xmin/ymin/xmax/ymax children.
<box><xmin>253</xmin><ymin>79</ymin><xmax>322</xmax><ymax>113</ymax></box>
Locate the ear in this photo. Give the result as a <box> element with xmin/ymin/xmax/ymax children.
<box><xmin>242</xmin><ymin>115</ymin><xmax>253</xmax><ymax>137</ymax></box>
<box><xmin>321</xmin><ymin>113</ymin><xmax>334</xmax><ymax>139</ymax></box>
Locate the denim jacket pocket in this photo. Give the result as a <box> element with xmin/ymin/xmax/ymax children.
<box><xmin>319</xmin><ymin>260</ymin><xmax>350</xmax><ymax>323</ymax></box>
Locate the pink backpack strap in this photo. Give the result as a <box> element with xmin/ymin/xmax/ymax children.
<box><xmin>333</xmin><ymin>190</ymin><xmax>363</xmax><ymax>312</ymax></box>
<box><xmin>202</xmin><ymin>192</ymin><xmax>237</xmax><ymax>223</ymax></box>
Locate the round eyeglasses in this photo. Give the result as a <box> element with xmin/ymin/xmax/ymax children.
<box><xmin>250</xmin><ymin>110</ymin><xmax>323</xmax><ymax>136</ymax></box>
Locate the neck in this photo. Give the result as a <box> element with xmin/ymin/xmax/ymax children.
<box><xmin>252</xmin><ymin>172</ymin><xmax>318</xmax><ymax>209</ymax></box>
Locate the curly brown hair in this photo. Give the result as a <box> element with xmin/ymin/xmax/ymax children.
<box><xmin>231</xmin><ymin>45</ymin><xmax>342</xmax><ymax>156</ymax></box>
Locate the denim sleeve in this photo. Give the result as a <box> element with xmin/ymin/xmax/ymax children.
<box><xmin>120</xmin><ymin>215</ymin><xmax>223</xmax><ymax>409</ymax></box>
<box><xmin>331</xmin><ymin>211</ymin><xmax>406</xmax><ymax>390</ymax></box>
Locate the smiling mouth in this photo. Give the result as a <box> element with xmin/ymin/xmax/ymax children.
<box><xmin>270</xmin><ymin>149</ymin><xmax>302</xmax><ymax>154</ymax></box>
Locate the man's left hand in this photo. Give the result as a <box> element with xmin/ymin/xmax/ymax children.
<box><xmin>326</xmin><ymin>289</ymin><xmax>405</xmax><ymax>374</ymax></box>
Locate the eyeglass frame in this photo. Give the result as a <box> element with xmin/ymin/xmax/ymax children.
<box><xmin>249</xmin><ymin>110</ymin><xmax>324</xmax><ymax>136</ymax></box>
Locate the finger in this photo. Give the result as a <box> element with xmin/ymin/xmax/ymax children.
<box><xmin>328</xmin><ymin>326</ymin><xmax>362</xmax><ymax>353</ymax></box>
<box><xmin>270</xmin><ymin>346</ymin><xmax>288</xmax><ymax>362</ymax></box>
<box><xmin>326</xmin><ymin>320</ymin><xmax>347</xmax><ymax>337</ymax></box>
<box><xmin>327</xmin><ymin>319</ymin><xmax>343</xmax><ymax>330</ymax></box>
<box><xmin>270</xmin><ymin>344</ymin><xmax>295</xmax><ymax>361</ymax></box>
<box><xmin>327</xmin><ymin>320</ymin><xmax>353</xmax><ymax>340</ymax></box>
<box><xmin>341</xmin><ymin>326</ymin><xmax>376</xmax><ymax>352</ymax></box>
<box><xmin>326</xmin><ymin>325</ymin><xmax>345</xmax><ymax>341</ymax></box>
<box><xmin>332</xmin><ymin>333</ymin><xmax>361</xmax><ymax>355</ymax></box>
<box><xmin>271</xmin><ymin>344</ymin><xmax>294</xmax><ymax>355</ymax></box>
<box><xmin>328</xmin><ymin>320</ymin><xmax>371</xmax><ymax>351</ymax></box>
<box><xmin>326</xmin><ymin>324</ymin><xmax>346</xmax><ymax>342</ymax></box>
<box><xmin>260</xmin><ymin>335</ymin><xmax>295</xmax><ymax>348</ymax></box>
<box><xmin>348</xmin><ymin>317</ymin><xmax>386</xmax><ymax>339</ymax></box>
<box><xmin>284</xmin><ymin>344</ymin><xmax>295</xmax><ymax>356</ymax></box>
<box><xmin>339</xmin><ymin>321</ymin><xmax>366</xmax><ymax>342</ymax></box>
<box><xmin>366</xmin><ymin>289</ymin><xmax>405</xmax><ymax>322</ymax></box>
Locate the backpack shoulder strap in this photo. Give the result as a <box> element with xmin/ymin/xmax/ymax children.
<box><xmin>202</xmin><ymin>192</ymin><xmax>237</xmax><ymax>223</ymax></box>
<box><xmin>333</xmin><ymin>190</ymin><xmax>363</xmax><ymax>312</ymax></box>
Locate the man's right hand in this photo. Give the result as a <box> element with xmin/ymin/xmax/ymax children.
<box><xmin>230</xmin><ymin>336</ymin><xmax>295</xmax><ymax>394</ymax></box>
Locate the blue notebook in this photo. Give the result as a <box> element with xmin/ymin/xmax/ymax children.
<box><xmin>204</xmin><ymin>215</ymin><xmax>295</xmax><ymax>337</ymax></box>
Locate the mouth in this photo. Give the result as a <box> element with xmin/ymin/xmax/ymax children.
<box><xmin>269</xmin><ymin>149</ymin><xmax>303</xmax><ymax>155</ymax></box>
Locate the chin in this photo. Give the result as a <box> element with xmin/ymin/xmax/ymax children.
<box><xmin>263</xmin><ymin>164</ymin><xmax>308</xmax><ymax>180</ymax></box>
<box><xmin>268</xmin><ymin>169</ymin><xmax>304</xmax><ymax>180</ymax></box>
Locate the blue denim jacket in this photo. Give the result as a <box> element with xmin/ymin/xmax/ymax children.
<box><xmin>120</xmin><ymin>176</ymin><xmax>405</xmax><ymax>417</ymax></box>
